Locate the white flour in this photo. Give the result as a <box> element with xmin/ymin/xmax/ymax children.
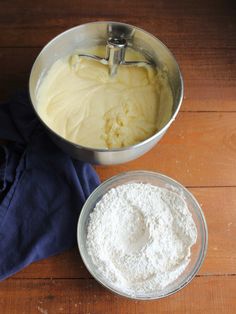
<box><xmin>86</xmin><ymin>183</ymin><xmax>197</xmax><ymax>295</ymax></box>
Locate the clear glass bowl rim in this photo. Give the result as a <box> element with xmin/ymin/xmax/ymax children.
<box><xmin>77</xmin><ymin>170</ymin><xmax>208</xmax><ymax>300</ymax></box>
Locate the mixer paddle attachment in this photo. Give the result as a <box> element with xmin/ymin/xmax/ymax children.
<box><xmin>78</xmin><ymin>37</ymin><xmax>153</xmax><ymax>77</ymax></box>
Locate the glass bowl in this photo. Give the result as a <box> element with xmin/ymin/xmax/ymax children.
<box><xmin>77</xmin><ymin>171</ymin><xmax>208</xmax><ymax>300</ymax></box>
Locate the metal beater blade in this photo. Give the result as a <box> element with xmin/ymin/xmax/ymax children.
<box><xmin>78</xmin><ymin>37</ymin><xmax>153</xmax><ymax>77</ymax></box>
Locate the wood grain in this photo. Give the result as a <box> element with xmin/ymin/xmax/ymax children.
<box><xmin>95</xmin><ymin>112</ymin><xmax>236</xmax><ymax>186</ymax></box>
<box><xmin>0</xmin><ymin>276</ymin><xmax>235</xmax><ymax>314</ymax></box>
<box><xmin>0</xmin><ymin>0</ymin><xmax>235</xmax><ymax>49</ymax></box>
<box><xmin>0</xmin><ymin>45</ymin><xmax>235</xmax><ymax>111</ymax></box>
<box><xmin>0</xmin><ymin>0</ymin><xmax>236</xmax><ymax>313</ymax></box>
<box><xmin>10</xmin><ymin>187</ymin><xmax>236</xmax><ymax>279</ymax></box>
<box><xmin>1</xmin><ymin>109</ymin><xmax>233</xmax><ymax>188</ymax></box>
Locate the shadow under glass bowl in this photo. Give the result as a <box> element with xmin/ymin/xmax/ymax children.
<box><xmin>77</xmin><ymin>170</ymin><xmax>208</xmax><ymax>300</ymax></box>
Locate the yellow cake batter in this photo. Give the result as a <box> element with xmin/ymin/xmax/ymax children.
<box><xmin>36</xmin><ymin>47</ymin><xmax>173</xmax><ymax>149</ymax></box>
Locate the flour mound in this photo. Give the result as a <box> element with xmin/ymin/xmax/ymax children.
<box><xmin>86</xmin><ymin>183</ymin><xmax>197</xmax><ymax>295</ymax></box>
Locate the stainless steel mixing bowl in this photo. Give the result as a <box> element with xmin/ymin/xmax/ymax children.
<box><xmin>29</xmin><ymin>21</ymin><xmax>183</xmax><ymax>165</ymax></box>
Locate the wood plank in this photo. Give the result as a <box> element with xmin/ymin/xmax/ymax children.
<box><xmin>0</xmin><ymin>47</ymin><xmax>235</xmax><ymax>111</ymax></box>
<box><xmin>0</xmin><ymin>276</ymin><xmax>235</xmax><ymax>313</ymax></box>
<box><xmin>0</xmin><ymin>0</ymin><xmax>235</xmax><ymax>313</ymax></box>
<box><xmin>0</xmin><ymin>15</ymin><xmax>235</xmax><ymax>49</ymax></box>
<box><xmin>0</xmin><ymin>48</ymin><xmax>39</xmax><ymax>101</ymax></box>
<box><xmin>0</xmin><ymin>0</ymin><xmax>235</xmax><ymax>49</ymax></box>
<box><xmin>0</xmin><ymin>0</ymin><xmax>233</xmax><ymax>19</ymax></box>
<box><xmin>193</xmin><ymin>187</ymin><xmax>236</xmax><ymax>275</ymax></box>
<box><xmin>95</xmin><ymin>112</ymin><xmax>236</xmax><ymax>186</ymax></box>
<box><xmin>11</xmin><ymin>187</ymin><xmax>236</xmax><ymax>279</ymax></box>
<box><xmin>177</xmin><ymin>48</ymin><xmax>236</xmax><ymax>112</ymax></box>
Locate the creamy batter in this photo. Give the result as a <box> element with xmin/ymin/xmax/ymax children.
<box><xmin>36</xmin><ymin>47</ymin><xmax>173</xmax><ymax>149</ymax></box>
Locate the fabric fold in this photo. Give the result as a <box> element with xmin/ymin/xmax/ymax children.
<box><xmin>0</xmin><ymin>91</ymin><xmax>100</xmax><ymax>280</ymax></box>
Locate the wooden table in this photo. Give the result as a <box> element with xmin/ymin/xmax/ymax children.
<box><xmin>0</xmin><ymin>0</ymin><xmax>236</xmax><ymax>313</ymax></box>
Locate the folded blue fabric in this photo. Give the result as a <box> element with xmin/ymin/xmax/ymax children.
<box><xmin>0</xmin><ymin>91</ymin><xmax>100</xmax><ymax>280</ymax></box>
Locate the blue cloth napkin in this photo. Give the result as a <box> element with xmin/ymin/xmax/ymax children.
<box><xmin>0</xmin><ymin>91</ymin><xmax>100</xmax><ymax>280</ymax></box>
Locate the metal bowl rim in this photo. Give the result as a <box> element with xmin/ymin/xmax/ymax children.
<box><xmin>29</xmin><ymin>21</ymin><xmax>184</xmax><ymax>153</ymax></box>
